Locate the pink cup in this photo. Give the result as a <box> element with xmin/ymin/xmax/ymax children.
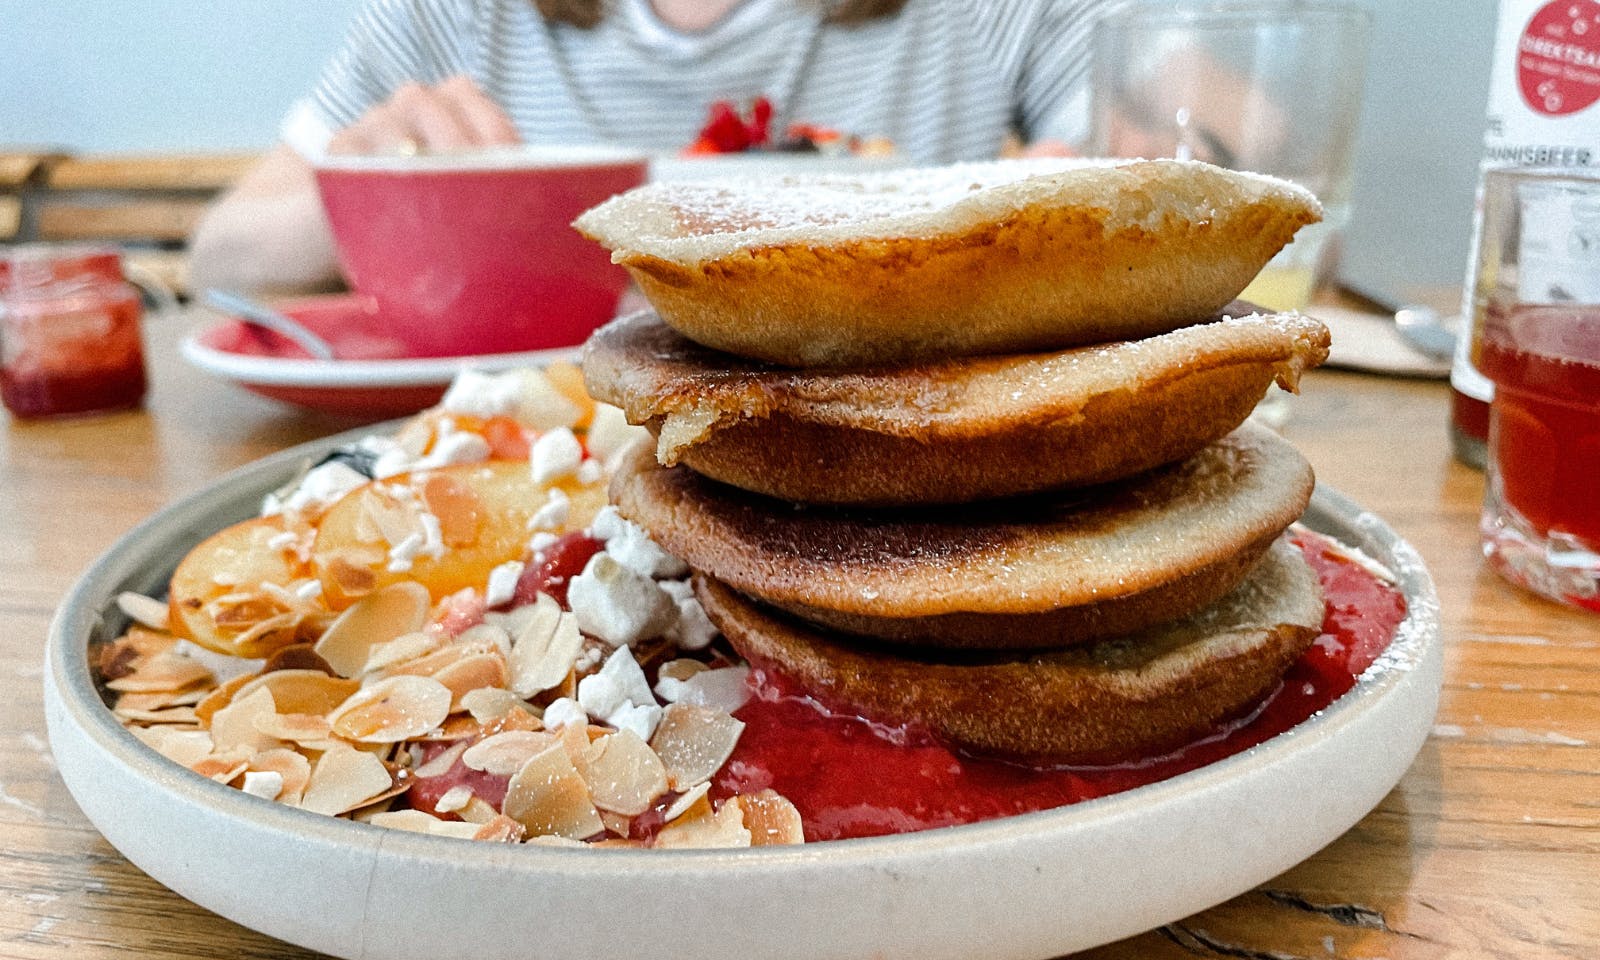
<box><xmin>313</xmin><ymin>146</ymin><xmax>648</xmax><ymax>358</ymax></box>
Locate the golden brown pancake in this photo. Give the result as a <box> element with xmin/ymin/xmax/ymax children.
<box><xmin>573</xmin><ymin>159</ymin><xmax>1320</xmax><ymax>367</ymax></box>
<box><xmin>697</xmin><ymin>536</ymin><xmax>1326</xmax><ymax>765</ymax></box>
<box><xmin>582</xmin><ymin>304</ymin><xmax>1329</xmax><ymax>506</ymax></box>
<box><xmin>611</xmin><ymin>424</ymin><xmax>1315</xmax><ymax>650</ymax></box>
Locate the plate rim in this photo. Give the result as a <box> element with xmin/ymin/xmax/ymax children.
<box><xmin>179</xmin><ymin>319</ymin><xmax>581</xmax><ymax>388</ymax></box>
<box><xmin>44</xmin><ymin>424</ymin><xmax>1442</xmax><ymax>957</ymax></box>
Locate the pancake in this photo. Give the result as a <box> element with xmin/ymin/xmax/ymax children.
<box><xmin>610</xmin><ymin>423</ymin><xmax>1315</xmax><ymax>650</ymax></box>
<box><xmin>582</xmin><ymin>304</ymin><xmax>1329</xmax><ymax>506</ymax></box>
<box><xmin>573</xmin><ymin>159</ymin><xmax>1320</xmax><ymax>367</ymax></box>
<box><xmin>697</xmin><ymin>536</ymin><xmax>1326</xmax><ymax>765</ymax></box>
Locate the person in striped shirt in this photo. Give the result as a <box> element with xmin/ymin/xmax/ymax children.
<box><xmin>190</xmin><ymin>0</ymin><xmax>1120</xmax><ymax>296</ymax></box>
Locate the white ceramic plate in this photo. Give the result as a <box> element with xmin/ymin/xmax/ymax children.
<box><xmin>44</xmin><ymin>426</ymin><xmax>1441</xmax><ymax>960</ymax></box>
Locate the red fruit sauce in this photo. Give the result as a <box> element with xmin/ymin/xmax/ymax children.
<box><xmin>511</xmin><ymin>532</ymin><xmax>604</xmax><ymax>608</ymax></box>
<box><xmin>712</xmin><ymin>532</ymin><xmax>1408</xmax><ymax>842</ymax></box>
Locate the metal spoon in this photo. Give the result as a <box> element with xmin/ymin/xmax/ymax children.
<box><xmin>203</xmin><ymin>289</ymin><xmax>336</xmax><ymax>361</ymax></box>
<box><xmin>1393</xmin><ymin>305</ymin><xmax>1458</xmax><ymax>361</ymax></box>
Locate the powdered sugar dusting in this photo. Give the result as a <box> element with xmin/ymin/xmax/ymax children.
<box><xmin>575</xmin><ymin>157</ymin><xmax>1319</xmax><ymax>265</ymax></box>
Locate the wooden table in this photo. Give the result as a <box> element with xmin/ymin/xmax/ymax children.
<box><xmin>1</xmin><ymin>309</ymin><xmax>1595</xmax><ymax>959</ymax></box>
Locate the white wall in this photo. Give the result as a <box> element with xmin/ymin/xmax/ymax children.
<box><xmin>1</xmin><ymin>0</ymin><xmax>363</xmax><ymax>152</ymax></box>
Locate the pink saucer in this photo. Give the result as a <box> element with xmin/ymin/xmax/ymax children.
<box><xmin>182</xmin><ymin>294</ymin><xmax>579</xmax><ymax>418</ymax></box>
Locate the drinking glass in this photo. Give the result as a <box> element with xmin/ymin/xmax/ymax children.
<box><xmin>1089</xmin><ymin>0</ymin><xmax>1371</xmax><ymax>312</ymax></box>
<box><xmin>1474</xmin><ymin>166</ymin><xmax>1600</xmax><ymax>612</ymax></box>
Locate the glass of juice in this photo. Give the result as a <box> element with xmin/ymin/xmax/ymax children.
<box><xmin>0</xmin><ymin>245</ymin><xmax>148</xmax><ymax>419</ymax></box>
<box><xmin>1473</xmin><ymin>167</ymin><xmax>1600</xmax><ymax>611</ymax></box>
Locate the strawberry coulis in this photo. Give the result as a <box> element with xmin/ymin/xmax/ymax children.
<box><xmin>713</xmin><ymin>532</ymin><xmax>1409</xmax><ymax>842</ymax></box>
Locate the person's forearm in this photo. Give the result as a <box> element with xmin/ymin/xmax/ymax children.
<box><xmin>187</xmin><ymin>146</ymin><xmax>346</xmax><ymax>296</ymax></box>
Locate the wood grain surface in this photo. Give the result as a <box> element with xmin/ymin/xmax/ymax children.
<box><xmin>1</xmin><ymin>307</ymin><xmax>1595</xmax><ymax>959</ymax></box>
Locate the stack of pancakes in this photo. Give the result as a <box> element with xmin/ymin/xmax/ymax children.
<box><xmin>576</xmin><ymin>158</ymin><xmax>1333</xmax><ymax>765</ymax></box>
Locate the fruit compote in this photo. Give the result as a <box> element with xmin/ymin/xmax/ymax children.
<box><xmin>0</xmin><ymin>247</ymin><xmax>147</xmax><ymax>419</ymax></box>
<box><xmin>715</xmin><ymin>531</ymin><xmax>1409</xmax><ymax>841</ymax></box>
<box><xmin>1477</xmin><ymin>301</ymin><xmax>1600</xmax><ymax>610</ymax></box>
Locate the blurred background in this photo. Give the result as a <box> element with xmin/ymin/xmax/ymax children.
<box><xmin>2</xmin><ymin>0</ymin><xmax>1495</xmax><ymax>306</ymax></box>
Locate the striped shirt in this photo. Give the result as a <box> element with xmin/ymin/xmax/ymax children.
<box><xmin>283</xmin><ymin>0</ymin><xmax>1119</xmax><ymax>164</ymax></box>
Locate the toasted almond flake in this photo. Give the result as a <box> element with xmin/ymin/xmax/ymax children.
<box><xmin>673</xmin><ymin>665</ymin><xmax>753</xmax><ymax>714</ymax></box>
<box><xmin>460</xmin><ymin>687</ymin><xmax>528</xmax><ymax>725</ymax></box>
<box><xmin>368</xmin><ymin>810</ymin><xmax>483</xmax><ymax>840</ymax></box>
<box><xmin>413</xmin><ymin>739</ymin><xmax>470</xmax><ymax>778</ymax></box>
<box><xmin>361</xmin><ymin>631</ymin><xmax>439</xmax><ymax>674</ymax></box>
<box><xmin>361</xmin><ymin>487</ymin><xmax>423</xmax><ymax>547</ymax></box>
<box><xmin>525</xmin><ymin>834</ymin><xmax>587</xmax><ymax>848</ymax></box>
<box><xmin>650</xmin><ymin>703</ymin><xmax>745</xmax><ymax>791</ymax></box>
<box><xmin>582</xmin><ymin>729</ymin><xmax>668</xmax><ymax>816</ymax></box>
<box><xmin>192</xmin><ymin>756</ymin><xmax>250</xmax><ymax>783</ymax></box>
<box><xmin>233</xmin><ymin>669</ymin><xmax>360</xmax><ymax>716</ymax></box>
<box><xmin>657</xmin><ymin>659</ymin><xmax>710</xmax><ymax>684</ymax></box>
<box><xmin>457</xmin><ymin>622</ymin><xmax>512</xmax><ymax>658</ymax></box>
<box><xmin>328</xmin><ymin>675</ymin><xmax>452</xmax><ymax>743</ymax></box>
<box><xmin>260</xmin><ymin>642</ymin><xmax>336</xmax><ymax>675</ymax></box>
<box><xmin>435</xmin><ymin>784</ymin><xmax>474</xmax><ymax>814</ymax></box>
<box><xmin>254</xmin><ymin>712</ymin><xmax>334</xmax><ymax>744</ymax></box>
<box><xmin>660</xmin><ymin>782</ymin><xmax>711</xmax><ymax>824</ymax></box>
<box><xmin>508</xmin><ymin>595</ymin><xmax>584</xmax><ymax>698</ymax></box>
<box><xmin>456</xmin><ymin>796</ymin><xmax>502</xmax><ymax>825</ymax></box>
<box><xmin>315</xmin><ymin>581</ymin><xmax>432</xmax><ymax>677</ymax></box>
<box><xmin>653</xmin><ymin>797</ymin><xmax>751</xmax><ymax>850</ymax></box>
<box><xmin>735</xmin><ymin>790</ymin><xmax>804</xmax><ymax>846</ymax></box>
<box><xmin>116</xmin><ymin>705</ymin><xmax>200</xmax><ymax>725</ymax></box>
<box><xmin>130</xmin><ymin>726</ymin><xmax>214</xmax><ymax>766</ymax></box>
<box><xmin>412</xmin><ymin>714</ymin><xmax>484</xmax><ymax>742</ymax></box>
<box><xmin>117</xmin><ymin>592</ymin><xmax>171</xmax><ymax>631</ymax></box>
<box><xmin>598</xmin><ymin>809</ymin><xmax>633</xmax><ymax>837</ymax></box>
<box><xmin>209</xmin><ymin>687</ymin><xmax>284</xmax><ymax>754</ymax></box>
<box><xmin>248</xmin><ymin>748</ymin><xmax>312</xmax><ymax>806</ymax></box>
<box><xmin>432</xmin><ymin>651</ymin><xmax>510</xmax><ymax>711</ymax></box>
<box><xmin>225</xmin><ymin>611</ymin><xmax>304</xmax><ymax>659</ymax></box>
<box><xmin>462</xmin><ymin>730</ymin><xmax>558</xmax><ymax>777</ymax></box>
<box><xmin>503</xmin><ymin>744</ymin><xmax>604</xmax><ymax>840</ymax></box>
<box><xmin>301</xmin><ymin>742</ymin><xmax>396</xmax><ymax>816</ymax></box>
<box><xmin>105</xmin><ymin>650</ymin><xmax>214</xmax><ymax>693</ymax></box>
<box><xmin>195</xmin><ymin>671</ymin><xmax>260</xmax><ymax>725</ymax></box>
<box><xmin>114</xmin><ymin>688</ymin><xmax>207</xmax><ymax>713</ymax></box>
<box><xmin>421</xmin><ymin>473</ymin><xmax>484</xmax><ymax>547</ymax></box>
<box><xmin>472</xmin><ymin>815</ymin><xmax>527</xmax><ymax>843</ymax></box>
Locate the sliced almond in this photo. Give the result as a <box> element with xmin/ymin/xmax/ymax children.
<box><xmin>194</xmin><ymin>671</ymin><xmax>259</xmax><ymax>726</ymax></box>
<box><xmin>322</xmin><ymin>548</ymin><xmax>383</xmax><ymax>604</ymax></box>
<box><xmin>301</xmin><ymin>742</ymin><xmax>396</xmax><ymax>816</ymax></box>
<box><xmin>114</xmin><ymin>688</ymin><xmax>207</xmax><ymax>713</ymax></box>
<box><xmin>360</xmin><ymin>487</ymin><xmax>423</xmax><ymax>548</ymax></box>
<box><xmin>412</xmin><ymin>714</ymin><xmax>484</xmax><ymax>742</ymax></box>
<box><xmin>192</xmin><ymin>755</ymin><xmax>250</xmax><ymax>784</ymax></box>
<box><xmin>413</xmin><ymin>739</ymin><xmax>470</xmax><ymax>779</ymax></box>
<box><xmin>461</xmin><ymin>730</ymin><xmax>558</xmax><ymax>777</ymax></box>
<box><xmin>233</xmin><ymin>669</ymin><xmax>359</xmax><ymax>717</ymax></box>
<box><xmin>507</xmin><ymin>595</ymin><xmax>584</xmax><ymax>698</ymax></box>
<box><xmin>105</xmin><ymin>650</ymin><xmax>214</xmax><ymax>693</ymax></box>
<box><xmin>116</xmin><ymin>592</ymin><xmax>171</xmax><ymax>632</ymax></box>
<box><xmin>583</xmin><ymin>729</ymin><xmax>668</xmax><ymax>816</ymax></box>
<box><xmin>225</xmin><ymin>611</ymin><xmax>304</xmax><ymax>659</ymax></box>
<box><xmin>255</xmin><ymin>711</ymin><xmax>334</xmax><ymax>745</ymax></box>
<box><xmin>362</xmin><ymin>631</ymin><xmax>440</xmax><ymax>675</ymax></box>
<box><xmin>598</xmin><ymin>809</ymin><xmax>632</xmax><ymax>838</ymax></box>
<box><xmin>209</xmin><ymin>687</ymin><xmax>284</xmax><ymax>754</ymax></box>
<box><xmin>327</xmin><ymin>675</ymin><xmax>452</xmax><ymax>743</ymax></box>
<box><xmin>431</xmin><ymin>651</ymin><xmax>510</xmax><ymax>711</ymax></box>
<box><xmin>248</xmin><ymin>748</ymin><xmax>312</xmax><ymax>806</ymax></box>
<box><xmin>456</xmin><ymin>795</ymin><xmax>502</xmax><ymax>825</ymax></box>
<box><xmin>368</xmin><ymin>809</ymin><xmax>482</xmax><ymax>840</ymax></box>
<box><xmin>472</xmin><ymin>815</ymin><xmax>527</xmax><ymax>843</ymax></box>
<box><xmin>734</xmin><ymin>790</ymin><xmax>804</xmax><ymax>846</ymax></box>
<box><xmin>502</xmin><ymin>744</ymin><xmax>603</xmax><ymax>840</ymax></box>
<box><xmin>649</xmin><ymin>703</ymin><xmax>745</xmax><ymax>791</ymax></box>
<box><xmin>653</xmin><ymin>796</ymin><xmax>751</xmax><ymax>850</ymax></box>
<box><xmin>314</xmin><ymin>581</ymin><xmax>432</xmax><ymax>678</ymax></box>
<box><xmin>116</xmin><ymin>705</ymin><xmax>200</xmax><ymax>725</ymax></box>
<box><xmin>657</xmin><ymin>659</ymin><xmax>710</xmax><ymax>684</ymax></box>
<box><xmin>660</xmin><ymin>782</ymin><xmax>712</xmax><ymax>824</ymax></box>
<box><xmin>460</xmin><ymin>687</ymin><xmax>529</xmax><ymax>725</ymax></box>
<box><xmin>130</xmin><ymin>726</ymin><xmax>214</xmax><ymax>767</ymax></box>
<box><xmin>434</xmin><ymin>784</ymin><xmax>474</xmax><ymax>814</ymax></box>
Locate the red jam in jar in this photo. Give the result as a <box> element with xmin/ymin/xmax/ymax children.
<box><xmin>0</xmin><ymin>246</ymin><xmax>147</xmax><ymax>419</ymax></box>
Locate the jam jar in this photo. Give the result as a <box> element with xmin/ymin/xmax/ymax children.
<box><xmin>0</xmin><ymin>245</ymin><xmax>148</xmax><ymax>419</ymax></box>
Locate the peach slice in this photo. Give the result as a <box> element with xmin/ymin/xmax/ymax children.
<box><xmin>168</xmin><ymin>517</ymin><xmax>307</xmax><ymax>657</ymax></box>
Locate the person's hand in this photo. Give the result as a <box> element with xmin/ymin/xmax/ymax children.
<box><xmin>327</xmin><ymin>75</ymin><xmax>520</xmax><ymax>156</ymax></box>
